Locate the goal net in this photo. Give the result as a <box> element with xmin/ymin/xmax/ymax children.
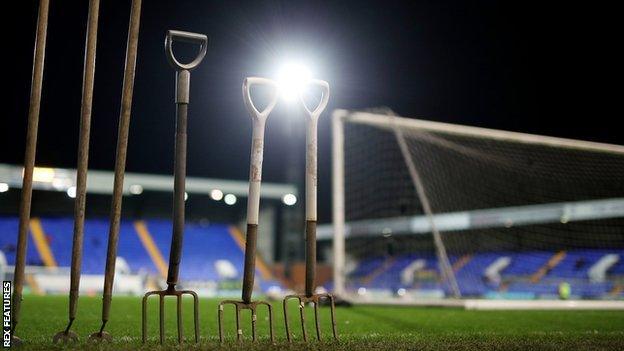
<box><xmin>324</xmin><ymin>109</ymin><xmax>624</xmax><ymax>302</ymax></box>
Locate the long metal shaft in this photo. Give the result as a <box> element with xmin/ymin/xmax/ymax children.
<box><xmin>166</xmin><ymin>70</ymin><xmax>189</xmax><ymax>287</ymax></box>
<box><xmin>241</xmin><ymin>224</ymin><xmax>257</xmax><ymax>303</ymax></box>
<box><xmin>304</xmin><ymin>118</ymin><xmax>319</xmax><ymax>297</ymax></box>
<box><xmin>11</xmin><ymin>0</ymin><xmax>50</xmax><ymax>335</ymax></box>
<box><xmin>99</xmin><ymin>0</ymin><xmax>142</xmax><ymax>330</ymax></box>
<box><xmin>305</xmin><ymin>220</ymin><xmax>317</xmax><ymax>297</ymax></box>
<box><xmin>68</xmin><ymin>0</ymin><xmax>100</xmax><ymax>323</ymax></box>
<box><xmin>242</xmin><ymin>121</ymin><xmax>266</xmax><ymax>303</ymax></box>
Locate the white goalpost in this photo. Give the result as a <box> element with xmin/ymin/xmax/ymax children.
<box><xmin>328</xmin><ymin>109</ymin><xmax>624</xmax><ymax>307</ymax></box>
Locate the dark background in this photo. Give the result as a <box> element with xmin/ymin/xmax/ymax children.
<box><xmin>3</xmin><ymin>0</ymin><xmax>621</xmax><ymax>223</ymax></box>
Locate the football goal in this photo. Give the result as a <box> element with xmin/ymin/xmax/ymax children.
<box><xmin>321</xmin><ymin>109</ymin><xmax>624</xmax><ymax>305</ymax></box>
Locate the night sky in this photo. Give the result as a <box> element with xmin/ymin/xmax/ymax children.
<box><xmin>4</xmin><ymin>0</ymin><xmax>621</xmax><ymax>222</ymax></box>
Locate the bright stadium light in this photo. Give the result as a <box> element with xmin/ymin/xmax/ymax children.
<box><xmin>224</xmin><ymin>194</ymin><xmax>237</xmax><ymax>205</ymax></box>
<box><xmin>210</xmin><ymin>189</ymin><xmax>224</xmax><ymax>201</ymax></box>
<box><xmin>282</xmin><ymin>193</ymin><xmax>297</xmax><ymax>206</ymax></box>
<box><xmin>32</xmin><ymin>167</ymin><xmax>55</xmax><ymax>182</ymax></box>
<box><xmin>0</xmin><ymin>183</ymin><xmax>9</xmax><ymax>193</ymax></box>
<box><xmin>67</xmin><ymin>186</ymin><xmax>76</xmax><ymax>198</ymax></box>
<box><xmin>184</xmin><ymin>192</ymin><xmax>189</xmax><ymax>201</ymax></box>
<box><xmin>129</xmin><ymin>184</ymin><xmax>143</xmax><ymax>195</ymax></box>
<box><xmin>277</xmin><ymin>62</ymin><xmax>312</xmax><ymax>101</ymax></box>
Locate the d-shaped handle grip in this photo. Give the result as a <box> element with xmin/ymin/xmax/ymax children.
<box><xmin>242</xmin><ymin>77</ymin><xmax>280</xmax><ymax>122</ymax></box>
<box><xmin>165</xmin><ymin>30</ymin><xmax>208</xmax><ymax>71</ymax></box>
<box><xmin>301</xmin><ymin>79</ymin><xmax>330</xmax><ymax>119</ymax></box>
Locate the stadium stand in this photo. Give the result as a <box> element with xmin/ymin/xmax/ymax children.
<box><xmin>0</xmin><ymin>216</ymin><xmax>278</xmax><ymax>292</ymax></box>
<box><xmin>347</xmin><ymin>250</ymin><xmax>624</xmax><ymax>299</ymax></box>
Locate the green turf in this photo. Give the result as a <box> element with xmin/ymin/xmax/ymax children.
<box><xmin>10</xmin><ymin>295</ymin><xmax>624</xmax><ymax>350</ymax></box>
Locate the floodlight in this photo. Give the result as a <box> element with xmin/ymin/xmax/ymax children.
<box><xmin>210</xmin><ymin>189</ymin><xmax>224</xmax><ymax>201</ymax></box>
<box><xmin>0</xmin><ymin>183</ymin><xmax>9</xmax><ymax>193</ymax></box>
<box><xmin>32</xmin><ymin>167</ymin><xmax>55</xmax><ymax>182</ymax></box>
<box><xmin>282</xmin><ymin>193</ymin><xmax>297</xmax><ymax>206</ymax></box>
<box><xmin>277</xmin><ymin>62</ymin><xmax>312</xmax><ymax>101</ymax></box>
<box><xmin>224</xmin><ymin>194</ymin><xmax>237</xmax><ymax>205</ymax></box>
<box><xmin>129</xmin><ymin>184</ymin><xmax>143</xmax><ymax>195</ymax></box>
<box><xmin>67</xmin><ymin>186</ymin><xmax>77</xmax><ymax>198</ymax></box>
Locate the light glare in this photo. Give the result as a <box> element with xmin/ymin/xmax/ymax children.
<box><xmin>129</xmin><ymin>184</ymin><xmax>143</xmax><ymax>195</ymax></box>
<box><xmin>32</xmin><ymin>167</ymin><xmax>55</xmax><ymax>183</ymax></box>
<box><xmin>0</xmin><ymin>183</ymin><xmax>9</xmax><ymax>193</ymax></box>
<box><xmin>210</xmin><ymin>189</ymin><xmax>224</xmax><ymax>201</ymax></box>
<box><xmin>67</xmin><ymin>186</ymin><xmax>76</xmax><ymax>198</ymax></box>
<box><xmin>277</xmin><ymin>63</ymin><xmax>312</xmax><ymax>101</ymax></box>
<box><xmin>224</xmin><ymin>194</ymin><xmax>237</xmax><ymax>205</ymax></box>
<box><xmin>282</xmin><ymin>193</ymin><xmax>297</xmax><ymax>206</ymax></box>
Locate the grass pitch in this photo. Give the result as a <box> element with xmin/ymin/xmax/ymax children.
<box><xmin>11</xmin><ymin>295</ymin><xmax>624</xmax><ymax>350</ymax></box>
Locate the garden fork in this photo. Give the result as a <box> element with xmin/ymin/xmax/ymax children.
<box><xmin>283</xmin><ymin>80</ymin><xmax>338</xmax><ymax>342</ymax></box>
<box><xmin>141</xmin><ymin>30</ymin><xmax>207</xmax><ymax>344</ymax></box>
<box><xmin>89</xmin><ymin>0</ymin><xmax>141</xmax><ymax>341</ymax></box>
<box><xmin>53</xmin><ymin>0</ymin><xmax>100</xmax><ymax>343</ymax></box>
<box><xmin>218</xmin><ymin>77</ymin><xmax>279</xmax><ymax>343</ymax></box>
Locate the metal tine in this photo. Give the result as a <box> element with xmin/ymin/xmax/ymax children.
<box><xmin>159</xmin><ymin>294</ymin><xmax>165</xmax><ymax>344</ymax></box>
<box><xmin>142</xmin><ymin>291</ymin><xmax>198</xmax><ymax>344</ymax></box>
<box><xmin>283</xmin><ymin>297</ymin><xmax>292</xmax><ymax>342</ymax></box>
<box><xmin>283</xmin><ymin>293</ymin><xmax>339</xmax><ymax>342</ymax></box>
<box><xmin>314</xmin><ymin>301</ymin><xmax>321</xmax><ymax>341</ymax></box>
<box><xmin>176</xmin><ymin>294</ymin><xmax>183</xmax><ymax>343</ymax></box>
<box><xmin>251</xmin><ymin>306</ymin><xmax>257</xmax><ymax>342</ymax></box>
<box><xmin>181</xmin><ymin>290</ymin><xmax>200</xmax><ymax>343</ymax></box>
<box><xmin>235</xmin><ymin>305</ymin><xmax>242</xmax><ymax>342</ymax></box>
<box><xmin>258</xmin><ymin>301</ymin><xmax>275</xmax><ymax>343</ymax></box>
<box><xmin>218</xmin><ymin>300</ymin><xmax>275</xmax><ymax>343</ymax></box>
<box><xmin>328</xmin><ymin>295</ymin><xmax>338</xmax><ymax>339</ymax></box>
<box><xmin>300</xmin><ymin>299</ymin><xmax>308</xmax><ymax>342</ymax></box>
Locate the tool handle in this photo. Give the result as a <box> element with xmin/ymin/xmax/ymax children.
<box><xmin>300</xmin><ymin>79</ymin><xmax>330</xmax><ymax>120</ymax></box>
<box><xmin>302</xmin><ymin>80</ymin><xmax>329</xmax><ymax>221</ymax></box>
<box><xmin>167</xmin><ymin>103</ymin><xmax>188</xmax><ymax>286</ymax></box>
<box><xmin>165</xmin><ymin>30</ymin><xmax>207</xmax><ymax>71</ymax></box>
<box><xmin>305</xmin><ymin>220</ymin><xmax>317</xmax><ymax>296</ymax></box>
<box><xmin>242</xmin><ymin>77</ymin><xmax>279</xmax><ymax>123</ymax></box>
<box><xmin>241</xmin><ymin>223</ymin><xmax>258</xmax><ymax>303</ymax></box>
<box><xmin>242</xmin><ymin>77</ymin><xmax>279</xmax><ymax>225</ymax></box>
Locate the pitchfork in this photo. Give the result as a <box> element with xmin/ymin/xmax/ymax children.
<box><xmin>141</xmin><ymin>30</ymin><xmax>207</xmax><ymax>344</ymax></box>
<box><xmin>53</xmin><ymin>0</ymin><xmax>100</xmax><ymax>343</ymax></box>
<box><xmin>283</xmin><ymin>79</ymin><xmax>338</xmax><ymax>342</ymax></box>
<box><xmin>217</xmin><ymin>77</ymin><xmax>280</xmax><ymax>343</ymax></box>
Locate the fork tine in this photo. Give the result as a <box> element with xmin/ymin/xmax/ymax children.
<box><xmin>218</xmin><ymin>303</ymin><xmax>225</xmax><ymax>342</ymax></box>
<box><xmin>283</xmin><ymin>297</ymin><xmax>291</xmax><ymax>342</ymax></box>
<box><xmin>189</xmin><ymin>292</ymin><xmax>199</xmax><ymax>343</ymax></box>
<box><xmin>328</xmin><ymin>294</ymin><xmax>338</xmax><ymax>340</ymax></box>
<box><xmin>313</xmin><ymin>301</ymin><xmax>321</xmax><ymax>341</ymax></box>
<box><xmin>159</xmin><ymin>294</ymin><xmax>165</xmax><ymax>344</ymax></box>
<box><xmin>141</xmin><ymin>293</ymin><xmax>148</xmax><ymax>343</ymax></box>
<box><xmin>251</xmin><ymin>306</ymin><xmax>257</xmax><ymax>342</ymax></box>
<box><xmin>235</xmin><ymin>305</ymin><xmax>242</xmax><ymax>342</ymax></box>
<box><xmin>176</xmin><ymin>294</ymin><xmax>183</xmax><ymax>343</ymax></box>
<box><xmin>260</xmin><ymin>301</ymin><xmax>275</xmax><ymax>343</ymax></box>
<box><xmin>299</xmin><ymin>298</ymin><xmax>308</xmax><ymax>342</ymax></box>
